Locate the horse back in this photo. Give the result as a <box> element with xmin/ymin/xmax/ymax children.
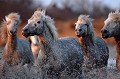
<box><xmin>96</xmin><ymin>36</ymin><xmax>109</xmax><ymax>54</ymax></box>
<box><xmin>58</xmin><ymin>37</ymin><xmax>83</xmax><ymax>62</ymax></box>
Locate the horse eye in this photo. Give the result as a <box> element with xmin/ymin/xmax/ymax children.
<box><xmin>37</xmin><ymin>21</ymin><xmax>41</xmax><ymax>24</ymax></box>
<box><xmin>85</xmin><ymin>24</ymin><xmax>88</xmax><ymax>26</ymax></box>
<box><xmin>6</xmin><ymin>21</ymin><xmax>11</xmax><ymax>25</ymax></box>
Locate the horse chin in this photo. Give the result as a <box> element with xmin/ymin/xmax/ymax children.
<box><xmin>76</xmin><ymin>35</ymin><xmax>81</xmax><ymax>38</ymax></box>
<box><xmin>22</xmin><ymin>33</ymin><xmax>29</xmax><ymax>37</ymax></box>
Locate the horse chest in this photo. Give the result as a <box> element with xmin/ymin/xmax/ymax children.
<box><xmin>3</xmin><ymin>47</ymin><xmax>20</xmax><ymax>65</ymax></box>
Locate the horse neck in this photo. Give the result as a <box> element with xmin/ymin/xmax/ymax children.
<box><xmin>80</xmin><ymin>32</ymin><xmax>95</xmax><ymax>57</ymax></box>
<box><xmin>115</xmin><ymin>37</ymin><xmax>120</xmax><ymax>54</ymax></box>
<box><xmin>80</xmin><ymin>33</ymin><xmax>95</xmax><ymax>48</ymax></box>
<box><xmin>114</xmin><ymin>22</ymin><xmax>120</xmax><ymax>53</ymax></box>
<box><xmin>30</xmin><ymin>36</ymin><xmax>39</xmax><ymax>45</ymax></box>
<box><xmin>6</xmin><ymin>33</ymin><xmax>17</xmax><ymax>50</ymax></box>
<box><xmin>38</xmin><ymin>25</ymin><xmax>57</xmax><ymax>56</ymax></box>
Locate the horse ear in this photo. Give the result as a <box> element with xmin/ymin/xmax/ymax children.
<box><xmin>5</xmin><ymin>16</ymin><xmax>10</xmax><ymax>22</ymax></box>
<box><xmin>42</xmin><ymin>10</ymin><xmax>46</xmax><ymax>15</ymax></box>
<box><xmin>89</xmin><ymin>18</ymin><xmax>94</xmax><ymax>22</ymax></box>
<box><xmin>115</xmin><ymin>9</ymin><xmax>119</xmax><ymax>13</ymax></box>
<box><xmin>91</xmin><ymin>18</ymin><xmax>94</xmax><ymax>21</ymax></box>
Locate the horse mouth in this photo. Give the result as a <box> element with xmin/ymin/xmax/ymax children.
<box><xmin>22</xmin><ymin>33</ymin><xmax>29</xmax><ymax>37</ymax></box>
<box><xmin>102</xmin><ymin>34</ymin><xmax>109</xmax><ymax>39</ymax></box>
<box><xmin>76</xmin><ymin>35</ymin><xmax>81</xmax><ymax>37</ymax></box>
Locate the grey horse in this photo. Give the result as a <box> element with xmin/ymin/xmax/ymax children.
<box><xmin>75</xmin><ymin>15</ymin><xmax>109</xmax><ymax>69</ymax></box>
<box><xmin>22</xmin><ymin>9</ymin><xmax>83</xmax><ymax>79</ymax></box>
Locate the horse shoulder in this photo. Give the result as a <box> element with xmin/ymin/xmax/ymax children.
<box><xmin>95</xmin><ymin>36</ymin><xmax>109</xmax><ymax>52</ymax></box>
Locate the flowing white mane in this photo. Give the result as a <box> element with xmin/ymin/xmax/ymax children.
<box><xmin>30</xmin><ymin>9</ymin><xmax>58</xmax><ymax>41</ymax></box>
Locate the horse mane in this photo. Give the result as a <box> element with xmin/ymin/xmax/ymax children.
<box><xmin>5</xmin><ymin>13</ymin><xmax>20</xmax><ymax>22</ymax></box>
<box><xmin>108</xmin><ymin>10</ymin><xmax>120</xmax><ymax>21</ymax></box>
<box><xmin>44</xmin><ymin>15</ymin><xmax>58</xmax><ymax>41</ymax></box>
<box><xmin>0</xmin><ymin>19</ymin><xmax>7</xmax><ymax>44</ymax></box>
<box><xmin>78</xmin><ymin>15</ymin><xmax>95</xmax><ymax>42</ymax></box>
<box><xmin>78</xmin><ymin>15</ymin><xmax>93</xmax><ymax>25</ymax></box>
<box><xmin>33</xmin><ymin>9</ymin><xmax>58</xmax><ymax>41</ymax></box>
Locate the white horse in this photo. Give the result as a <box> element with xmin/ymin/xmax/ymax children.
<box><xmin>22</xmin><ymin>9</ymin><xmax>83</xmax><ymax>79</ymax></box>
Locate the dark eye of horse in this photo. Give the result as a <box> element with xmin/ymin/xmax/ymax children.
<box><xmin>85</xmin><ymin>24</ymin><xmax>88</xmax><ymax>26</ymax></box>
<box><xmin>7</xmin><ymin>21</ymin><xmax>11</xmax><ymax>25</ymax></box>
<box><xmin>37</xmin><ymin>21</ymin><xmax>41</xmax><ymax>24</ymax></box>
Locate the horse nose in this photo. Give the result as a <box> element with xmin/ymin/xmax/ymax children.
<box><xmin>23</xmin><ymin>28</ymin><xmax>28</xmax><ymax>32</ymax></box>
<box><xmin>11</xmin><ymin>30</ymin><xmax>17</xmax><ymax>33</ymax></box>
<box><xmin>75</xmin><ymin>29</ymin><xmax>82</xmax><ymax>32</ymax></box>
<box><xmin>79</xmin><ymin>29</ymin><xmax>82</xmax><ymax>31</ymax></box>
<box><xmin>10</xmin><ymin>30</ymin><xmax>13</xmax><ymax>34</ymax></box>
<box><xmin>101</xmin><ymin>29</ymin><xmax>108</xmax><ymax>33</ymax></box>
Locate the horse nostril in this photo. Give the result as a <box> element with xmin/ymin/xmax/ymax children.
<box><xmin>24</xmin><ymin>28</ymin><xmax>28</xmax><ymax>32</ymax></box>
<box><xmin>101</xmin><ymin>30</ymin><xmax>108</xmax><ymax>33</ymax></box>
<box><xmin>10</xmin><ymin>30</ymin><xmax>13</xmax><ymax>34</ymax></box>
<box><xmin>103</xmin><ymin>30</ymin><xmax>108</xmax><ymax>33</ymax></box>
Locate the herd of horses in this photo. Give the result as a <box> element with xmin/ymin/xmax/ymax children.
<box><xmin>0</xmin><ymin>9</ymin><xmax>120</xmax><ymax>78</ymax></box>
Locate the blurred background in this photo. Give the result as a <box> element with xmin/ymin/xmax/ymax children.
<box><xmin>0</xmin><ymin>0</ymin><xmax>120</xmax><ymax>46</ymax></box>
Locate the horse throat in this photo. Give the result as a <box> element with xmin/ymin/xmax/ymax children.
<box><xmin>38</xmin><ymin>31</ymin><xmax>57</xmax><ymax>66</ymax></box>
<box><xmin>80</xmin><ymin>34</ymin><xmax>96</xmax><ymax>68</ymax></box>
<box><xmin>80</xmin><ymin>34</ymin><xmax>95</xmax><ymax>52</ymax></box>
<box><xmin>114</xmin><ymin>22</ymin><xmax>120</xmax><ymax>54</ymax></box>
<box><xmin>6</xmin><ymin>34</ymin><xmax>17</xmax><ymax>50</ymax></box>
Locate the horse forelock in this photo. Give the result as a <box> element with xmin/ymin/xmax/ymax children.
<box><xmin>77</xmin><ymin>15</ymin><xmax>93</xmax><ymax>25</ymax></box>
<box><xmin>108</xmin><ymin>10</ymin><xmax>120</xmax><ymax>22</ymax></box>
<box><xmin>28</xmin><ymin>9</ymin><xmax>46</xmax><ymax>23</ymax></box>
<box><xmin>5</xmin><ymin>13</ymin><xmax>20</xmax><ymax>22</ymax></box>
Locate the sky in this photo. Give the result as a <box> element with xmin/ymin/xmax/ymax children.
<box><xmin>34</xmin><ymin>0</ymin><xmax>120</xmax><ymax>9</ymax></box>
<box><xmin>102</xmin><ymin>0</ymin><xmax>120</xmax><ymax>9</ymax></box>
